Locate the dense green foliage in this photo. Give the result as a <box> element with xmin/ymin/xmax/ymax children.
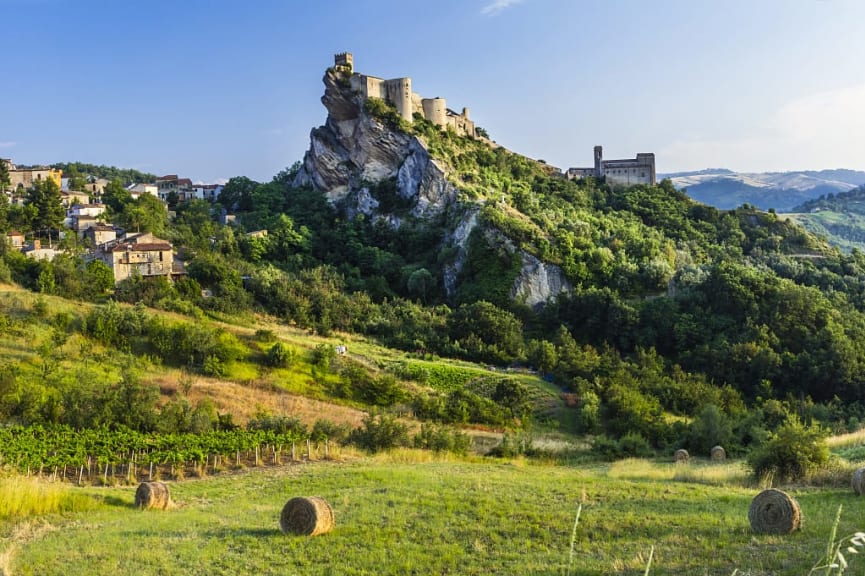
<box><xmin>7</xmin><ymin>102</ymin><xmax>865</xmax><ymax>468</ymax></box>
<box><xmin>51</xmin><ymin>162</ymin><xmax>157</xmax><ymax>186</ymax></box>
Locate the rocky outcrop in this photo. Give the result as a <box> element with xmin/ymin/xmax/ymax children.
<box><xmin>511</xmin><ymin>252</ymin><xmax>573</xmax><ymax>310</ymax></box>
<box><xmin>442</xmin><ymin>208</ymin><xmax>480</xmax><ymax>298</ymax></box>
<box><xmin>294</xmin><ymin>69</ymin><xmax>456</xmax><ymax>217</ymax></box>
<box><xmin>294</xmin><ymin>64</ymin><xmax>572</xmax><ymax>308</ymax></box>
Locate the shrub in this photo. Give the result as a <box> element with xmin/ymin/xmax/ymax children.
<box><xmin>591</xmin><ymin>433</ymin><xmax>653</xmax><ymax>460</ymax></box>
<box><xmin>747</xmin><ymin>416</ymin><xmax>830</xmax><ymax>484</ymax></box>
<box><xmin>266</xmin><ymin>342</ymin><xmax>296</xmax><ymax>368</ymax></box>
<box><xmin>310</xmin><ymin>419</ymin><xmax>351</xmax><ymax>443</ymax></box>
<box><xmin>686</xmin><ymin>404</ymin><xmax>734</xmax><ymax>455</ymax></box>
<box><xmin>412</xmin><ymin>423</ymin><xmax>471</xmax><ymax>455</ymax></box>
<box><xmin>247</xmin><ymin>413</ymin><xmax>308</xmax><ymax>437</ymax></box>
<box><xmin>349</xmin><ymin>413</ymin><xmax>409</xmax><ymax>453</ymax></box>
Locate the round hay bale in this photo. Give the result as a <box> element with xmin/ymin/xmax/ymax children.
<box><xmin>748</xmin><ymin>489</ymin><xmax>801</xmax><ymax>535</ymax></box>
<box><xmin>135</xmin><ymin>481</ymin><xmax>171</xmax><ymax>510</ymax></box>
<box><xmin>852</xmin><ymin>467</ymin><xmax>865</xmax><ymax>495</ymax></box>
<box><xmin>710</xmin><ymin>445</ymin><xmax>726</xmax><ymax>461</ymax></box>
<box><xmin>674</xmin><ymin>449</ymin><xmax>689</xmax><ymax>463</ymax></box>
<box><xmin>280</xmin><ymin>496</ymin><xmax>334</xmax><ymax>536</ymax></box>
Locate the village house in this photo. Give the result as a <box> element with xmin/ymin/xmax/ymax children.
<box><xmin>126</xmin><ymin>182</ymin><xmax>158</xmax><ymax>200</ymax></box>
<box><xmin>5</xmin><ymin>231</ymin><xmax>25</xmax><ymax>250</ymax></box>
<box><xmin>1</xmin><ymin>159</ymin><xmax>63</xmax><ymax>194</ymax></box>
<box><xmin>83</xmin><ymin>178</ymin><xmax>110</xmax><ymax>196</ymax></box>
<box><xmin>156</xmin><ymin>175</ymin><xmax>194</xmax><ymax>203</ymax></box>
<box><xmin>61</xmin><ymin>190</ymin><xmax>91</xmax><ymax>207</ymax></box>
<box><xmin>85</xmin><ymin>224</ymin><xmax>117</xmax><ymax>247</ymax></box>
<box><xmin>23</xmin><ymin>239</ymin><xmax>61</xmax><ymax>261</ymax></box>
<box><xmin>193</xmin><ymin>183</ymin><xmax>223</xmax><ymax>202</ymax></box>
<box><xmin>97</xmin><ymin>232</ymin><xmax>174</xmax><ymax>284</ymax></box>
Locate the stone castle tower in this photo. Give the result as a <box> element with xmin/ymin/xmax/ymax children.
<box><xmin>335</xmin><ymin>52</ymin><xmax>476</xmax><ymax>137</ymax></box>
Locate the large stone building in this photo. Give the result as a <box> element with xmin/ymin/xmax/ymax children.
<box><xmin>1</xmin><ymin>159</ymin><xmax>62</xmax><ymax>194</ymax></box>
<box><xmin>97</xmin><ymin>232</ymin><xmax>174</xmax><ymax>284</ymax></box>
<box><xmin>334</xmin><ymin>52</ymin><xmax>476</xmax><ymax>138</ymax></box>
<box><xmin>566</xmin><ymin>146</ymin><xmax>656</xmax><ymax>186</ymax></box>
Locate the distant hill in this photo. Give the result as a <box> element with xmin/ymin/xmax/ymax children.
<box><xmin>784</xmin><ymin>184</ymin><xmax>865</xmax><ymax>252</ymax></box>
<box><xmin>662</xmin><ymin>168</ymin><xmax>865</xmax><ymax>211</ymax></box>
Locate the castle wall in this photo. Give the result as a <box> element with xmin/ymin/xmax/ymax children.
<box><xmin>339</xmin><ymin>53</ymin><xmax>475</xmax><ymax>137</ymax></box>
<box><xmin>422</xmin><ymin>98</ymin><xmax>447</xmax><ymax>128</ymax></box>
<box><xmin>602</xmin><ymin>158</ymin><xmax>655</xmax><ymax>186</ymax></box>
<box><xmin>384</xmin><ymin>78</ymin><xmax>413</xmax><ymax>122</ymax></box>
<box><xmin>445</xmin><ymin>111</ymin><xmax>475</xmax><ymax>137</ymax></box>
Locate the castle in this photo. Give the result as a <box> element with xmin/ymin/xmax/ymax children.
<box><xmin>334</xmin><ymin>53</ymin><xmax>476</xmax><ymax>138</ymax></box>
<box><xmin>566</xmin><ymin>146</ymin><xmax>656</xmax><ymax>186</ymax></box>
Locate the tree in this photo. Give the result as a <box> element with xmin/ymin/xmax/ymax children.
<box><xmin>102</xmin><ymin>179</ymin><xmax>131</xmax><ymax>213</ymax></box>
<box><xmin>217</xmin><ymin>176</ymin><xmax>258</xmax><ymax>211</ymax></box>
<box><xmin>25</xmin><ymin>178</ymin><xmax>64</xmax><ymax>237</ymax></box>
<box><xmin>120</xmin><ymin>194</ymin><xmax>168</xmax><ymax>236</ymax></box>
<box><xmin>407</xmin><ymin>268</ymin><xmax>434</xmax><ymax>303</ymax></box>
<box><xmin>65</xmin><ymin>165</ymin><xmax>88</xmax><ymax>192</ymax></box>
<box><xmin>0</xmin><ymin>159</ymin><xmax>10</xmax><ymax>194</ymax></box>
<box><xmin>82</xmin><ymin>260</ymin><xmax>115</xmax><ymax>299</ymax></box>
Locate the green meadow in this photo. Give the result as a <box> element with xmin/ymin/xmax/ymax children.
<box><xmin>2</xmin><ymin>456</ymin><xmax>864</xmax><ymax>575</ymax></box>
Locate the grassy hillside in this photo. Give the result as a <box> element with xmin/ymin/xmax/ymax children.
<box><xmin>2</xmin><ymin>456</ymin><xmax>864</xmax><ymax>575</ymax></box>
<box><xmin>786</xmin><ymin>186</ymin><xmax>865</xmax><ymax>252</ymax></box>
<box><xmin>0</xmin><ymin>284</ymin><xmax>564</xmax><ymax>452</ymax></box>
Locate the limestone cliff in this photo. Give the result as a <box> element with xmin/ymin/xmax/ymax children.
<box><xmin>294</xmin><ymin>66</ymin><xmax>572</xmax><ymax>306</ymax></box>
<box><xmin>511</xmin><ymin>252</ymin><xmax>573</xmax><ymax>310</ymax></box>
<box><xmin>294</xmin><ymin>68</ymin><xmax>458</xmax><ymax>218</ymax></box>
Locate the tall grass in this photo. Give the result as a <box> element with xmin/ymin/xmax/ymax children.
<box><xmin>0</xmin><ymin>477</ymin><xmax>99</xmax><ymax>520</ymax></box>
<box><xmin>827</xmin><ymin>428</ymin><xmax>865</xmax><ymax>450</ymax></box>
<box><xmin>606</xmin><ymin>458</ymin><xmax>749</xmax><ymax>486</ymax></box>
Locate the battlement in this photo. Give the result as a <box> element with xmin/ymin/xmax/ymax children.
<box><xmin>335</xmin><ymin>52</ymin><xmax>475</xmax><ymax>137</ymax></box>
<box><xmin>334</xmin><ymin>52</ymin><xmax>354</xmax><ymax>73</ymax></box>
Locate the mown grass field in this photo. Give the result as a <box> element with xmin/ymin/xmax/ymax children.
<box><xmin>2</xmin><ymin>456</ymin><xmax>864</xmax><ymax>575</ymax></box>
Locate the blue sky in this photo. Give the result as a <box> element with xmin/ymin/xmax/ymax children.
<box><xmin>3</xmin><ymin>0</ymin><xmax>865</xmax><ymax>182</ymax></box>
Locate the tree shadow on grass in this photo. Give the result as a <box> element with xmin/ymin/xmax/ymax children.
<box><xmin>203</xmin><ymin>527</ymin><xmax>283</xmax><ymax>538</ymax></box>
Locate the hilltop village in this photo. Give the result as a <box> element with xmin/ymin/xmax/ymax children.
<box><xmin>0</xmin><ymin>159</ymin><xmax>228</xmax><ymax>285</ymax></box>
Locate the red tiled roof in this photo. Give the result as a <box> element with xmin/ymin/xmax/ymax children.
<box><xmin>157</xmin><ymin>175</ymin><xmax>178</xmax><ymax>181</ymax></box>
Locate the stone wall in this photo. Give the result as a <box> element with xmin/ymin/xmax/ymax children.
<box><xmin>341</xmin><ymin>53</ymin><xmax>475</xmax><ymax>137</ymax></box>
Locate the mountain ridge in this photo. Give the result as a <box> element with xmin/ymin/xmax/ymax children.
<box><xmin>662</xmin><ymin>168</ymin><xmax>865</xmax><ymax>211</ymax></box>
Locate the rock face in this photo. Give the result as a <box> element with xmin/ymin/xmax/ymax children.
<box><xmin>511</xmin><ymin>252</ymin><xmax>573</xmax><ymax>310</ymax></box>
<box><xmin>294</xmin><ymin>65</ymin><xmax>572</xmax><ymax>308</ymax></box>
<box><xmin>294</xmin><ymin>69</ymin><xmax>457</xmax><ymax>217</ymax></box>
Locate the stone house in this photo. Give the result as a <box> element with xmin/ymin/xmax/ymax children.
<box><xmin>85</xmin><ymin>224</ymin><xmax>117</xmax><ymax>247</ymax></box>
<box><xmin>6</xmin><ymin>231</ymin><xmax>24</xmax><ymax>250</ymax></box>
<box><xmin>156</xmin><ymin>175</ymin><xmax>194</xmax><ymax>202</ymax></box>
<box><xmin>97</xmin><ymin>232</ymin><xmax>174</xmax><ymax>284</ymax></box>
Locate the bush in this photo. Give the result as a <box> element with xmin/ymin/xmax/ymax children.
<box><xmin>412</xmin><ymin>423</ymin><xmax>471</xmax><ymax>455</ymax></box>
<box><xmin>486</xmin><ymin>431</ymin><xmax>532</xmax><ymax>458</ymax></box>
<box><xmin>310</xmin><ymin>419</ymin><xmax>351</xmax><ymax>443</ymax></box>
<box><xmin>747</xmin><ymin>416</ymin><xmax>830</xmax><ymax>484</ymax></box>
<box><xmin>266</xmin><ymin>342</ymin><xmax>296</xmax><ymax>368</ymax></box>
<box><xmin>686</xmin><ymin>404</ymin><xmax>734</xmax><ymax>455</ymax></box>
<box><xmin>591</xmin><ymin>433</ymin><xmax>653</xmax><ymax>460</ymax></box>
<box><xmin>349</xmin><ymin>413</ymin><xmax>409</xmax><ymax>453</ymax></box>
<box><xmin>247</xmin><ymin>413</ymin><xmax>308</xmax><ymax>437</ymax></box>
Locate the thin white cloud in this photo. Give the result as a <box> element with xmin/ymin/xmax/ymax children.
<box><xmin>660</xmin><ymin>83</ymin><xmax>865</xmax><ymax>172</ymax></box>
<box><xmin>0</xmin><ymin>141</ymin><xmax>16</xmax><ymax>148</ymax></box>
<box><xmin>481</xmin><ymin>0</ymin><xmax>523</xmax><ymax>16</ymax></box>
